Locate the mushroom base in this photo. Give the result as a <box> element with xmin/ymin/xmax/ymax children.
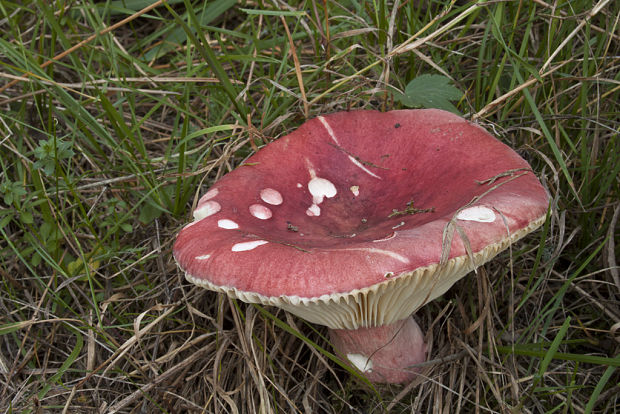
<box><xmin>329</xmin><ymin>317</ymin><xmax>427</xmax><ymax>384</ymax></box>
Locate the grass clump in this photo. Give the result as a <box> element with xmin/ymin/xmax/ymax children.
<box><xmin>0</xmin><ymin>0</ymin><xmax>618</xmax><ymax>412</ymax></box>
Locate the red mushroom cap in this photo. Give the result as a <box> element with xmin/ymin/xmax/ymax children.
<box><xmin>173</xmin><ymin>109</ymin><xmax>548</xmax><ymax>329</ymax></box>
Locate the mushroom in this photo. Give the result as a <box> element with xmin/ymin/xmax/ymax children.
<box><xmin>173</xmin><ymin>109</ymin><xmax>549</xmax><ymax>383</ymax></box>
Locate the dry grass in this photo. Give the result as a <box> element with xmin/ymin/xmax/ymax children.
<box><xmin>0</xmin><ymin>0</ymin><xmax>618</xmax><ymax>413</ymax></box>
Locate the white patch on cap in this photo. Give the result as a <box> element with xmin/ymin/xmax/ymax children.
<box><xmin>348</xmin><ymin>155</ymin><xmax>382</xmax><ymax>179</ymax></box>
<box><xmin>350</xmin><ymin>185</ymin><xmax>360</xmax><ymax>197</ymax></box>
<box><xmin>231</xmin><ymin>240</ymin><xmax>268</xmax><ymax>252</ymax></box>
<box><xmin>373</xmin><ymin>232</ymin><xmax>396</xmax><ymax>243</ymax></box>
<box><xmin>217</xmin><ymin>219</ymin><xmax>239</xmax><ymax>229</ymax></box>
<box><xmin>308</xmin><ymin>177</ymin><xmax>337</xmax><ymax>205</ymax></box>
<box><xmin>392</xmin><ymin>221</ymin><xmax>405</xmax><ymax>229</ymax></box>
<box><xmin>201</xmin><ymin>188</ymin><xmax>219</xmax><ymax>201</ymax></box>
<box><xmin>249</xmin><ymin>204</ymin><xmax>272</xmax><ymax>220</ymax></box>
<box><xmin>347</xmin><ymin>354</ymin><xmax>373</xmax><ymax>373</ymax></box>
<box><xmin>193</xmin><ymin>201</ymin><xmax>221</xmax><ymax>220</ymax></box>
<box><xmin>316</xmin><ymin>118</ymin><xmax>382</xmax><ymax>180</ymax></box>
<box><xmin>260</xmin><ymin>188</ymin><xmax>283</xmax><ymax>205</ymax></box>
<box><xmin>457</xmin><ymin>206</ymin><xmax>496</xmax><ymax>223</ymax></box>
<box><xmin>344</xmin><ymin>247</ymin><xmax>410</xmax><ymax>264</ymax></box>
<box><xmin>195</xmin><ymin>254</ymin><xmax>211</xmax><ymax>260</ymax></box>
<box><xmin>296</xmin><ymin>183</ymin><xmax>302</xmax><ymax>188</ymax></box>
<box><xmin>318</xmin><ymin>116</ymin><xmax>339</xmax><ymax>145</ymax></box>
<box><xmin>306</xmin><ymin>204</ymin><xmax>321</xmax><ymax>217</ymax></box>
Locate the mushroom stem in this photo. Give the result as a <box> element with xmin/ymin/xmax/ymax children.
<box><xmin>329</xmin><ymin>316</ymin><xmax>427</xmax><ymax>383</ymax></box>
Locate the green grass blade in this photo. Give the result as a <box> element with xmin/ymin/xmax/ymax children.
<box><xmin>584</xmin><ymin>366</ymin><xmax>617</xmax><ymax>414</ymax></box>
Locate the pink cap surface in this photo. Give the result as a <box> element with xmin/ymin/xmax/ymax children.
<box><xmin>174</xmin><ymin>109</ymin><xmax>548</xmax><ymax>326</ymax></box>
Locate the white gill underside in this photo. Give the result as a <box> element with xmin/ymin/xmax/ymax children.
<box><xmin>184</xmin><ymin>214</ymin><xmax>547</xmax><ymax>330</ymax></box>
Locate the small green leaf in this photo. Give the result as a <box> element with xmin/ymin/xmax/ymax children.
<box><xmin>20</xmin><ymin>210</ymin><xmax>34</xmax><ymax>224</ymax></box>
<box><xmin>395</xmin><ymin>74</ymin><xmax>464</xmax><ymax>114</ymax></box>
<box><xmin>0</xmin><ymin>213</ymin><xmax>12</xmax><ymax>229</ymax></box>
<box><xmin>30</xmin><ymin>251</ymin><xmax>42</xmax><ymax>267</ymax></box>
<box><xmin>0</xmin><ymin>180</ymin><xmax>26</xmax><ymax>206</ymax></box>
<box><xmin>32</xmin><ymin>138</ymin><xmax>75</xmax><ymax>176</ymax></box>
<box><xmin>138</xmin><ymin>199</ymin><xmax>165</xmax><ymax>224</ymax></box>
<box><xmin>67</xmin><ymin>247</ymin><xmax>103</xmax><ymax>279</ymax></box>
